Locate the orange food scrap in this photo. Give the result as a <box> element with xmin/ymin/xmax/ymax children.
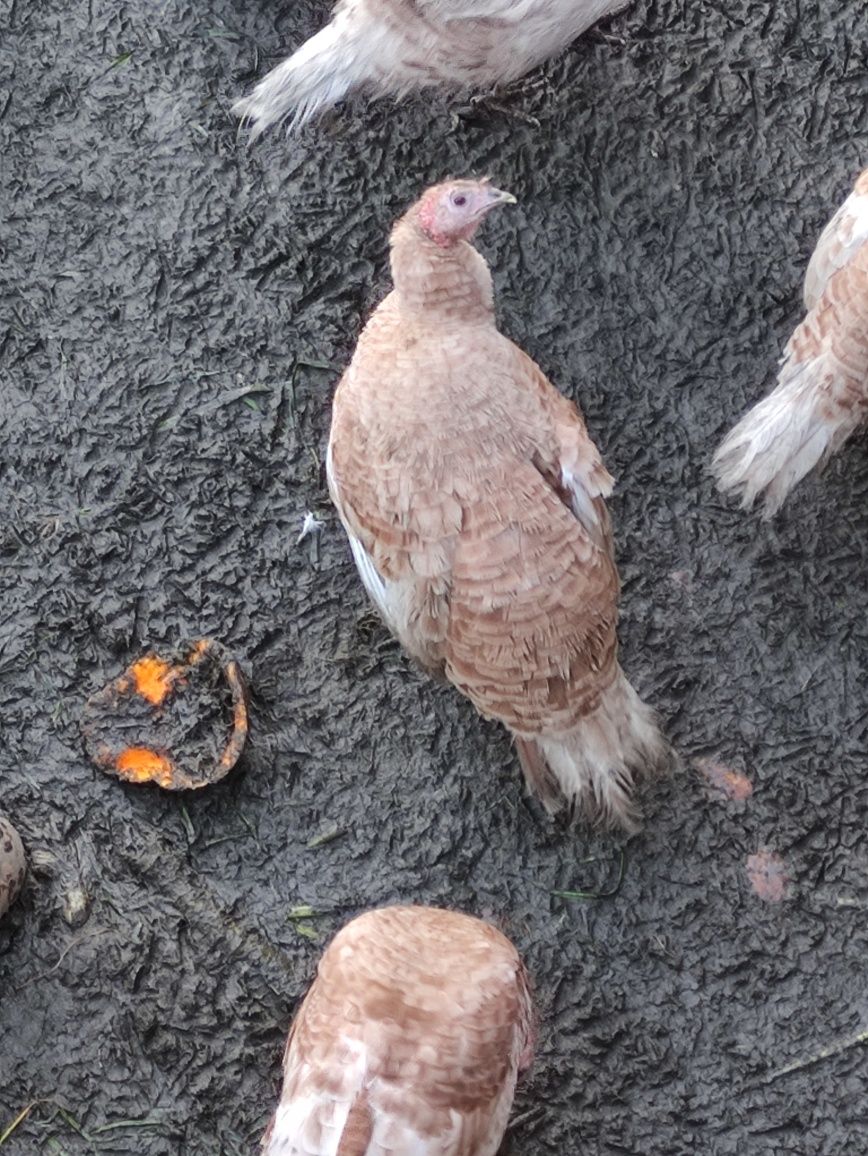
<box><xmin>218</xmin><ymin>666</ymin><xmax>249</xmax><ymax>771</ymax></box>
<box><xmin>131</xmin><ymin>656</ymin><xmax>176</xmax><ymax>704</ymax></box>
<box><xmin>82</xmin><ymin>639</ymin><xmax>248</xmax><ymax>791</ymax></box>
<box><xmin>115</xmin><ymin>747</ymin><xmax>175</xmax><ymax>787</ymax></box>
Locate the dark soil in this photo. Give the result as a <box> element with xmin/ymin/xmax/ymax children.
<box><xmin>2</xmin><ymin>1</ymin><xmax>868</xmax><ymax>1153</ymax></box>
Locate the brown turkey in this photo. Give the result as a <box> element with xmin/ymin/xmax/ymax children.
<box><xmin>261</xmin><ymin>905</ymin><xmax>535</xmax><ymax>1156</ymax></box>
<box><xmin>326</xmin><ymin>178</ymin><xmax>668</xmax><ymax>832</ymax></box>
<box><xmin>713</xmin><ymin>166</ymin><xmax>868</xmax><ymax>517</ymax></box>
<box><xmin>233</xmin><ymin>0</ymin><xmax>631</xmax><ymax>138</ymax></box>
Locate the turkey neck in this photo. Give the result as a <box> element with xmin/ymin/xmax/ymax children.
<box><xmin>388</xmin><ymin>217</ymin><xmax>496</xmax><ymax>325</ymax></box>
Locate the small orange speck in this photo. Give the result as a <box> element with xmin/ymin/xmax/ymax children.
<box><xmin>187</xmin><ymin>639</ymin><xmax>211</xmax><ymax>664</ymax></box>
<box><xmin>131</xmin><ymin>656</ymin><xmax>176</xmax><ymax>704</ymax></box>
<box><xmin>115</xmin><ymin>747</ymin><xmax>175</xmax><ymax>787</ymax></box>
<box><xmin>695</xmin><ymin>758</ymin><xmax>753</xmax><ymax>802</ymax></box>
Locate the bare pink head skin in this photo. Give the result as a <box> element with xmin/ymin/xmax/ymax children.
<box><xmin>415</xmin><ymin>178</ymin><xmax>516</xmax><ymax>247</ymax></box>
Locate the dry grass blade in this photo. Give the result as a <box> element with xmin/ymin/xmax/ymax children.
<box><xmin>765</xmin><ymin>1024</ymin><xmax>868</xmax><ymax>1082</ymax></box>
<box><xmin>551</xmin><ymin>848</ymin><xmax>627</xmax><ymax>900</ymax></box>
<box><xmin>0</xmin><ymin>1102</ymin><xmax>36</xmax><ymax>1146</ymax></box>
<box><xmin>306</xmin><ymin>826</ymin><xmax>345</xmax><ymax>849</ymax></box>
<box><xmin>91</xmin><ymin>1118</ymin><xmax>167</xmax><ymax>1134</ymax></box>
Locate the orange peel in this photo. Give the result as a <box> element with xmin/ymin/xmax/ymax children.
<box><xmin>115</xmin><ymin>746</ymin><xmax>175</xmax><ymax>787</ymax></box>
<box><xmin>130</xmin><ymin>656</ymin><xmax>177</xmax><ymax>705</ymax></box>
<box><xmin>81</xmin><ymin>639</ymin><xmax>249</xmax><ymax>791</ymax></box>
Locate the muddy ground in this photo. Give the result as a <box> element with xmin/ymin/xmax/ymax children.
<box><xmin>2</xmin><ymin>0</ymin><xmax>868</xmax><ymax>1152</ymax></box>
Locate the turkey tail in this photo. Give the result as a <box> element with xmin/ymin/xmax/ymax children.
<box><xmin>714</xmin><ymin>240</ymin><xmax>868</xmax><ymax>517</ymax></box>
<box><xmin>711</xmin><ymin>354</ymin><xmax>863</xmax><ymax>518</ymax></box>
<box><xmin>233</xmin><ymin>18</ymin><xmax>368</xmax><ymax>139</ymax></box>
<box><xmin>515</xmin><ymin>668</ymin><xmax>669</xmax><ymax>835</ymax></box>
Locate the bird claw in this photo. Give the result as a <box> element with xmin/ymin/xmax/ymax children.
<box><xmin>450</xmin><ymin>82</ymin><xmax>542</xmax><ymax>128</ymax></box>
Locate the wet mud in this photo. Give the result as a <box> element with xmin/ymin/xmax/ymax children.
<box><xmin>2</xmin><ymin>0</ymin><xmax>868</xmax><ymax>1153</ymax></box>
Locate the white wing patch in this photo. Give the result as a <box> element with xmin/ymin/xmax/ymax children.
<box><xmin>560</xmin><ymin>465</ymin><xmax>603</xmax><ymax>535</ymax></box>
<box><xmin>426</xmin><ymin>0</ymin><xmax>553</xmax><ymax>22</ymax></box>
<box><xmin>326</xmin><ymin>440</ymin><xmax>398</xmax><ymax>626</ymax></box>
<box><xmin>265</xmin><ymin>1058</ymin><xmax>468</xmax><ymax>1156</ymax></box>
<box><xmin>366</xmin><ymin>1108</ymin><xmax>461</xmax><ymax>1156</ymax></box>
<box><xmin>346</xmin><ymin>532</ymin><xmax>392</xmax><ymax>620</ymax></box>
<box><xmin>265</xmin><ymin>1038</ymin><xmax>368</xmax><ymax>1156</ymax></box>
<box><xmin>804</xmin><ymin>190</ymin><xmax>868</xmax><ymax>310</ymax></box>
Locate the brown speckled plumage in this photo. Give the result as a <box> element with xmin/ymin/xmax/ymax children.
<box><xmin>262</xmin><ymin>906</ymin><xmax>534</xmax><ymax>1156</ymax></box>
<box><xmin>713</xmin><ymin>166</ymin><xmax>868</xmax><ymax>516</ymax></box>
<box><xmin>327</xmin><ymin>181</ymin><xmax>668</xmax><ymax>831</ymax></box>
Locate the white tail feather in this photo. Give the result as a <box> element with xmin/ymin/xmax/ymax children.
<box><xmin>712</xmin><ymin>357</ymin><xmax>860</xmax><ymax>518</ymax></box>
<box><xmin>233</xmin><ymin>19</ymin><xmax>366</xmax><ymax>139</ymax></box>
<box><xmin>524</xmin><ymin>668</ymin><xmax>668</xmax><ymax>834</ymax></box>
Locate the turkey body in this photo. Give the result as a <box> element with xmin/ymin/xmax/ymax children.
<box><xmin>261</xmin><ymin>905</ymin><xmax>534</xmax><ymax>1156</ymax></box>
<box><xmin>713</xmin><ymin>167</ymin><xmax>868</xmax><ymax>516</ymax></box>
<box><xmin>233</xmin><ymin>0</ymin><xmax>631</xmax><ymax>137</ymax></box>
<box><xmin>326</xmin><ymin>183</ymin><xmax>667</xmax><ymax>831</ymax></box>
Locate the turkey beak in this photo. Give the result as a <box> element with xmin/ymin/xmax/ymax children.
<box><xmin>485</xmin><ymin>186</ymin><xmax>517</xmax><ymax>209</ymax></box>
